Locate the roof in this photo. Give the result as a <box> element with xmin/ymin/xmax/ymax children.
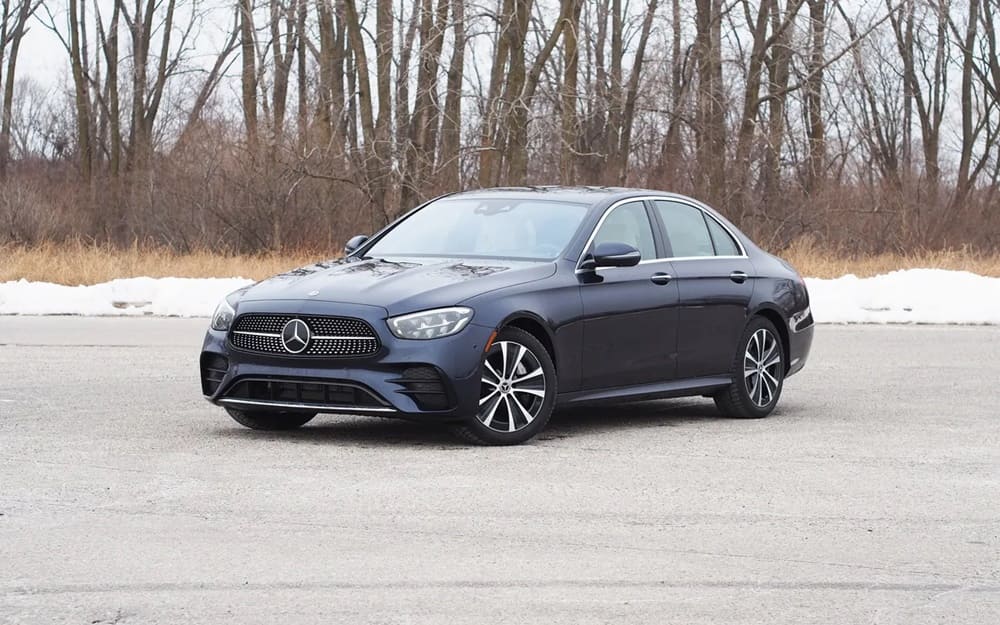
<box><xmin>448</xmin><ymin>185</ymin><xmax>685</xmax><ymax>206</ymax></box>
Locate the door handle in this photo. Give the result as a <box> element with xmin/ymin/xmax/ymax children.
<box><xmin>650</xmin><ymin>272</ymin><xmax>673</xmax><ymax>285</ymax></box>
<box><xmin>729</xmin><ymin>271</ymin><xmax>749</xmax><ymax>284</ymax></box>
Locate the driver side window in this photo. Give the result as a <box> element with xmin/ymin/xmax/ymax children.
<box><xmin>592</xmin><ymin>202</ymin><xmax>656</xmax><ymax>260</ymax></box>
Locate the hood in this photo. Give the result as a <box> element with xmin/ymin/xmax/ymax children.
<box><xmin>238</xmin><ymin>256</ymin><xmax>556</xmax><ymax>315</ymax></box>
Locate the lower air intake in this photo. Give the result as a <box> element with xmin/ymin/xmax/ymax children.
<box><xmin>221</xmin><ymin>378</ymin><xmax>390</xmax><ymax>411</ymax></box>
<box><xmin>390</xmin><ymin>366</ymin><xmax>451</xmax><ymax>411</ymax></box>
<box><xmin>200</xmin><ymin>353</ymin><xmax>229</xmax><ymax>395</ymax></box>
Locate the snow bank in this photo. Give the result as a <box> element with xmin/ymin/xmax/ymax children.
<box><xmin>0</xmin><ymin>269</ymin><xmax>998</xmax><ymax>324</ymax></box>
<box><xmin>0</xmin><ymin>277</ymin><xmax>253</xmax><ymax>317</ymax></box>
<box><xmin>806</xmin><ymin>269</ymin><xmax>1000</xmax><ymax>324</ymax></box>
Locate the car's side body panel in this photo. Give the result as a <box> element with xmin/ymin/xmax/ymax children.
<box><xmin>557</xmin><ymin>375</ymin><xmax>732</xmax><ymax>406</ymax></box>
<box><xmin>577</xmin><ymin>259</ymin><xmax>680</xmax><ymax>389</ymax></box>
<box><xmin>671</xmin><ymin>257</ymin><xmax>756</xmax><ymax>378</ymax></box>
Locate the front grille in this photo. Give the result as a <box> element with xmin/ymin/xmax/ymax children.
<box><xmin>222</xmin><ymin>378</ymin><xmax>389</xmax><ymax>409</ymax></box>
<box><xmin>229</xmin><ymin>314</ymin><xmax>380</xmax><ymax>357</ymax></box>
<box><xmin>389</xmin><ymin>366</ymin><xmax>451</xmax><ymax>411</ymax></box>
<box><xmin>200</xmin><ymin>353</ymin><xmax>229</xmax><ymax>395</ymax></box>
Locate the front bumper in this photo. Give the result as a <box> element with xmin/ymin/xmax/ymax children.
<box><xmin>200</xmin><ymin>299</ymin><xmax>495</xmax><ymax>422</ymax></box>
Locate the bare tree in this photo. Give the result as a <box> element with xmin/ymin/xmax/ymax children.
<box><xmin>400</xmin><ymin>0</ymin><xmax>449</xmax><ymax>209</ymax></box>
<box><xmin>343</xmin><ymin>0</ymin><xmax>393</xmax><ymax>225</ymax></box>
<box><xmin>175</xmin><ymin>7</ymin><xmax>241</xmax><ymax>150</ymax></box>
<box><xmin>4</xmin><ymin>0</ymin><xmax>999</xmax><ymax>254</ymax></box>
<box><xmin>437</xmin><ymin>0</ymin><xmax>464</xmax><ymax>189</ymax></box>
<box><xmin>558</xmin><ymin>0</ymin><xmax>581</xmax><ymax>184</ymax></box>
<box><xmin>239</xmin><ymin>0</ymin><xmax>258</xmax><ymax>150</ymax></box>
<box><xmin>887</xmin><ymin>0</ymin><xmax>948</xmax><ymax>191</ymax></box>
<box><xmin>803</xmin><ymin>0</ymin><xmax>827</xmax><ymax>190</ymax></box>
<box><xmin>694</xmin><ymin>0</ymin><xmax>726</xmax><ymax>203</ymax></box>
<box><xmin>0</xmin><ymin>0</ymin><xmax>41</xmax><ymax>179</ymax></box>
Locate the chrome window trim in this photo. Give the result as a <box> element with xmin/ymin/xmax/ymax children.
<box><xmin>575</xmin><ymin>196</ymin><xmax>663</xmax><ymax>272</ymax></box>
<box><xmin>575</xmin><ymin>195</ymin><xmax>748</xmax><ymax>272</ymax></box>
<box><xmin>666</xmin><ymin>255</ymin><xmax>748</xmax><ymax>262</ymax></box>
<box><xmin>650</xmin><ymin>197</ymin><xmax>748</xmax><ymax>259</ymax></box>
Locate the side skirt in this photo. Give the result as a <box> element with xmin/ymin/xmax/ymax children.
<box><xmin>556</xmin><ymin>376</ymin><xmax>733</xmax><ymax>407</ymax></box>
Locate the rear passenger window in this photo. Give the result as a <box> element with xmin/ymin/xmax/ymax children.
<box><xmin>705</xmin><ymin>216</ymin><xmax>741</xmax><ymax>256</ymax></box>
<box><xmin>653</xmin><ymin>201</ymin><xmax>714</xmax><ymax>258</ymax></box>
<box><xmin>592</xmin><ymin>201</ymin><xmax>656</xmax><ymax>260</ymax></box>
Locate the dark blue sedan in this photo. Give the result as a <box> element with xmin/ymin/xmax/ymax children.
<box><xmin>200</xmin><ymin>187</ymin><xmax>814</xmax><ymax>444</ymax></box>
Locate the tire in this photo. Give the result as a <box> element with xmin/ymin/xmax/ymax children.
<box><xmin>224</xmin><ymin>407</ymin><xmax>316</xmax><ymax>430</ymax></box>
<box><xmin>714</xmin><ymin>316</ymin><xmax>785</xmax><ymax>419</ymax></box>
<box><xmin>451</xmin><ymin>327</ymin><xmax>557</xmax><ymax>445</ymax></box>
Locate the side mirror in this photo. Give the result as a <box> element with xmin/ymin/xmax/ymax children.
<box><xmin>590</xmin><ymin>241</ymin><xmax>641</xmax><ymax>268</ymax></box>
<box><xmin>344</xmin><ymin>234</ymin><xmax>369</xmax><ymax>256</ymax></box>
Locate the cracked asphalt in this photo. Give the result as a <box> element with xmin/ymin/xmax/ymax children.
<box><xmin>1</xmin><ymin>318</ymin><xmax>998</xmax><ymax>624</ymax></box>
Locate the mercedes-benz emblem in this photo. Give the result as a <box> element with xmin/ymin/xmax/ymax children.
<box><xmin>280</xmin><ymin>319</ymin><xmax>311</xmax><ymax>354</ymax></box>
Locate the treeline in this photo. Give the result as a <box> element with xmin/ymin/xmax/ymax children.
<box><xmin>1</xmin><ymin>0</ymin><xmax>998</xmax><ymax>254</ymax></box>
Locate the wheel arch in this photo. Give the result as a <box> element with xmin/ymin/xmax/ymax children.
<box><xmin>750</xmin><ymin>305</ymin><xmax>790</xmax><ymax>374</ymax></box>
<box><xmin>499</xmin><ymin>312</ymin><xmax>558</xmax><ymax>370</ymax></box>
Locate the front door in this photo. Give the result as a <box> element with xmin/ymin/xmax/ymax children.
<box><xmin>578</xmin><ymin>201</ymin><xmax>680</xmax><ymax>389</ymax></box>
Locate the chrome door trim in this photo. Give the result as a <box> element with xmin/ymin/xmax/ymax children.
<box><xmin>584</xmin><ymin>257</ymin><xmax>677</xmax><ymax>275</ymax></box>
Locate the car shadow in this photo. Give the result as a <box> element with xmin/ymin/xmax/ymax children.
<box><xmin>209</xmin><ymin>397</ymin><xmax>746</xmax><ymax>448</ymax></box>
<box><xmin>212</xmin><ymin>417</ymin><xmax>461</xmax><ymax>449</ymax></box>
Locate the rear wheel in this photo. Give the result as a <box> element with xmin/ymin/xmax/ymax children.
<box><xmin>451</xmin><ymin>327</ymin><xmax>557</xmax><ymax>445</ymax></box>
<box><xmin>224</xmin><ymin>407</ymin><xmax>316</xmax><ymax>430</ymax></box>
<box><xmin>714</xmin><ymin>316</ymin><xmax>785</xmax><ymax>419</ymax></box>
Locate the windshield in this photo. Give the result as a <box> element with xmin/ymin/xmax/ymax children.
<box><xmin>364</xmin><ymin>197</ymin><xmax>589</xmax><ymax>261</ymax></box>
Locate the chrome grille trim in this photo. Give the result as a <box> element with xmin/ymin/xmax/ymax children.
<box><xmin>229</xmin><ymin>314</ymin><xmax>381</xmax><ymax>357</ymax></box>
<box><xmin>231</xmin><ymin>330</ymin><xmax>377</xmax><ymax>341</ymax></box>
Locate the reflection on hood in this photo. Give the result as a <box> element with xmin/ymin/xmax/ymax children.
<box><xmin>238</xmin><ymin>255</ymin><xmax>554</xmax><ymax>315</ymax></box>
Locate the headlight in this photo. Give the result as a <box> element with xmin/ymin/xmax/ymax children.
<box><xmin>387</xmin><ymin>306</ymin><xmax>473</xmax><ymax>340</ymax></box>
<box><xmin>210</xmin><ymin>298</ymin><xmax>236</xmax><ymax>331</ymax></box>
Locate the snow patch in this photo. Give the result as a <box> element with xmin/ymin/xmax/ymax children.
<box><xmin>0</xmin><ymin>269</ymin><xmax>998</xmax><ymax>324</ymax></box>
<box><xmin>806</xmin><ymin>269</ymin><xmax>1000</xmax><ymax>324</ymax></box>
<box><xmin>0</xmin><ymin>277</ymin><xmax>253</xmax><ymax>317</ymax></box>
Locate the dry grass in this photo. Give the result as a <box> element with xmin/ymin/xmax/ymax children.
<box><xmin>0</xmin><ymin>241</ymin><xmax>326</xmax><ymax>285</ymax></box>
<box><xmin>778</xmin><ymin>238</ymin><xmax>1000</xmax><ymax>279</ymax></box>
<box><xmin>2</xmin><ymin>240</ymin><xmax>999</xmax><ymax>284</ymax></box>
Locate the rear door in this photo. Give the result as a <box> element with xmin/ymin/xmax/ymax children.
<box><xmin>578</xmin><ymin>200</ymin><xmax>680</xmax><ymax>389</ymax></box>
<box><xmin>650</xmin><ymin>199</ymin><xmax>754</xmax><ymax>379</ymax></box>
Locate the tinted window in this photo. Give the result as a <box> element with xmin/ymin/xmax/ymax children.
<box><xmin>653</xmin><ymin>200</ymin><xmax>714</xmax><ymax>257</ymax></box>
<box><xmin>705</xmin><ymin>216</ymin><xmax>741</xmax><ymax>256</ymax></box>
<box><xmin>592</xmin><ymin>202</ymin><xmax>656</xmax><ymax>260</ymax></box>
<box><xmin>366</xmin><ymin>198</ymin><xmax>589</xmax><ymax>260</ymax></box>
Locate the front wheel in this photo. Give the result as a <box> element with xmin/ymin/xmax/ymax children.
<box><xmin>224</xmin><ymin>407</ymin><xmax>316</xmax><ymax>430</ymax></box>
<box><xmin>451</xmin><ymin>327</ymin><xmax>557</xmax><ymax>445</ymax></box>
<box><xmin>714</xmin><ymin>316</ymin><xmax>785</xmax><ymax>419</ymax></box>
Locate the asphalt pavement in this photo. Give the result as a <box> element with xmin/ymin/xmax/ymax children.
<box><xmin>1</xmin><ymin>317</ymin><xmax>998</xmax><ymax>624</ymax></box>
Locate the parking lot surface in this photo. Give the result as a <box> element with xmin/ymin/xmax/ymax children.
<box><xmin>1</xmin><ymin>318</ymin><xmax>998</xmax><ymax>624</ymax></box>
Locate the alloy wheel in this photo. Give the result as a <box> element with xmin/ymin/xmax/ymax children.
<box><xmin>744</xmin><ymin>328</ymin><xmax>782</xmax><ymax>408</ymax></box>
<box><xmin>478</xmin><ymin>341</ymin><xmax>547</xmax><ymax>433</ymax></box>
